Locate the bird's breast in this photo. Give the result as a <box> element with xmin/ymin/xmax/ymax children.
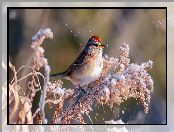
<box><xmin>69</xmin><ymin>56</ymin><xmax>103</xmax><ymax>86</ymax></box>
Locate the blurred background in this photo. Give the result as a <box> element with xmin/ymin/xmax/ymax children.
<box><xmin>8</xmin><ymin>8</ymin><xmax>166</xmax><ymax>124</ymax></box>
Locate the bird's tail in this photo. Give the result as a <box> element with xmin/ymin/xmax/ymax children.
<box><xmin>50</xmin><ymin>71</ymin><xmax>67</xmax><ymax>78</ymax></box>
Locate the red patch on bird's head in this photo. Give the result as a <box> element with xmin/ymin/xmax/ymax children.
<box><xmin>90</xmin><ymin>35</ymin><xmax>102</xmax><ymax>43</ymax></box>
<box><xmin>87</xmin><ymin>35</ymin><xmax>105</xmax><ymax>48</ymax></box>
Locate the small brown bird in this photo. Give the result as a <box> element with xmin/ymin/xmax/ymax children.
<box><xmin>50</xmin><ymin>35</ymin><xmax>105</xmax><ymax>87</ymax></box>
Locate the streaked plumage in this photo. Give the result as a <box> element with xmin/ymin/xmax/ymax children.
<box><xmin>50</xmin><ymin>35</ymin><xmax>105</xmax><ymax>86</ymax></box>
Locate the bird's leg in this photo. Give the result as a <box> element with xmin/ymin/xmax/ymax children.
<box><xmin>79</xmin><ymin>85</ymin><xmax>87</xmax><ymax>94</ymax></box>
<box><xmin>76</xmin><ymin>85</ymin><xmax>87</xmax><ymax>102</ymax></box>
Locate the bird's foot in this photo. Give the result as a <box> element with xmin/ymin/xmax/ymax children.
<box><xmin>80</xmin><ymin>87</ymin><xmax>87</xmax><ymax>94</ymax></box>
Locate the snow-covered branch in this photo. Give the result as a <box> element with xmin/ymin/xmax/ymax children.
<box><xmin>8</xmin><ymin>28</ymin><xmax>153</xmax><ymax>124</ymax></box>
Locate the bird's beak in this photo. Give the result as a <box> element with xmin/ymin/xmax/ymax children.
<box><xmin>99</xmin><ymin>44</ymin><xmax>105</xmax><ymax>48</ymax></box>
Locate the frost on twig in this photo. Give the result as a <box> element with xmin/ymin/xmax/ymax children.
<box><xmin>31</xmin><ymin>28</ymin><xmax>53</xmax><ymax>124</ymax></box>
<box><xmin>8</xmin><ymin>28</ymin><xmax>153</xmax><ymax>124</ymax></box>
<box><xmin>52</xmin><ymin>43</ymin><xmax>154</xmax><ymax>124</ymax></box>
<box><xmin>9</xmin><ymin>28</ymin><xmax>55</xmax><ymax>124</ymax></box>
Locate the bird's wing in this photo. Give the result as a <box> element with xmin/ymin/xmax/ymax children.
<box><xmin>65</xmin><ymin>51</ymin><xmax>88</xmax><ymax>76</ymax></box>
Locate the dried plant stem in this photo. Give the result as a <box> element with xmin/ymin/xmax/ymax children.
<box><xmin>45</xmin><ymin>98</ymin><xmax>62</xmax><ymax>104</ymax></box>
<box><xmin>14</xmin><ymin>72</ymin><xmax>33</xmax><ymax>84</ymax></box>
<box><xmin>9</xmin><ymin>61</ymin><xmax>20</xmax><ymax>123</ymax></box>
<box><xmin>8</xmin><ymin>28</ymin><xmax>154</xmax><ymax>124</ymax></box>
<box><xmin>39</xmin><ymin>65</ymin><xmax>50</xmax><ymax>124</ymax></box>
<box><xmin>56</xmin><ymin>79</ymin><xmax>102</xmax><ymax>123</ymax></box>
<box><xmin>9</xmin><ymin>84</ymin><xmax>20</xmax><ymax>122</ymax></box>
<box><xmin>32</xmin><ymin>108</ymin><xmax>40</xmax><ymax>119</ymax></box>
<box><xmin>9</xmin><ymin>61</ymin><xmax>18</xmax><ymax>86</ymax></box>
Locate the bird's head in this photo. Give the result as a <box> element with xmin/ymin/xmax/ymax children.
<box><xmin>87</xmin><ymin>35</ymin><xmax>105</xmax><ymax>48</ymax></box>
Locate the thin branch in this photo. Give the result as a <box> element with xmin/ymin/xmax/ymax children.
<box><xmin>32</xmin><ymin>108</ymin><xmax>40</xmax><ymax>119</ymax></box>
<box><xmin>9</xmin><ymin>61</ymin><xmax>18</xmax><ymax>86</ymax></box>
<box><xmin>9</xmin><ymin>84</ymin><xmax>20</xmax><ymax>123</ymax></box>
<box><xmin>14</xmin><ymin>72</ymin><xmax>33</xmax><ymax>84</ymax></box>
<box><xmin>39</xmin><ymin>65</ymin><xmax>50</xmax><ymax>124</ymax></box>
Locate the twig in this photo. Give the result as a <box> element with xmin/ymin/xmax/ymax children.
<box><xmin>45</xmin><ymin>98</ymin><xmax>62</xmax><ymax>105</ymax></box>
<box><xmin>32</xmin><ymin>108</ymin><xmax>40</xmax><ymax>119</ymax></box>
<box><xmin>8</xmin><ymin>28</ymin><xmax>154</xmax><ymax>125</ymax></box>
<box><xmin>39</xmin><ymin>65</ymin><xmax>50</xmax><ymax>124</ymax></box>
<box><xmin>11</xmin><ymin>65</ymin><xmax>33</xmax><ymax>83</ymax></box>
<box><xmin>9</xmin><ymin>61</ymin><xmax>18</xmax><ymax>86</ymax></box>
<box><xmin>9</xmin><ymin>84</ymin><xmax>20</xmax><ymax>123</ymax></box>
<box><xmin>31</xmin><ymin>28</ymin><xmax>53</xmax><ymax>124</ymax></box>
<box><xmin>14</xmin><ymin>72</ymin><xmax>33</xmax><ymax>84</ymax></box>
<box><xmin>85</xmin><ymin>113</ymin><xmax>93</xmax><ymax>124</ymax></box>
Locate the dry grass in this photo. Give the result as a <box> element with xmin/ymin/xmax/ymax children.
<box><xmin>8</xmin><ymin>28</ymin><xmax>153</xmax><ymax>124</ymax></box>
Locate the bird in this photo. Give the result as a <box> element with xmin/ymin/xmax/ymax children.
<box><xmin>50</xmin><ymin>35</ymin><xmax>105</xmax><ymax>87</ymax></box>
